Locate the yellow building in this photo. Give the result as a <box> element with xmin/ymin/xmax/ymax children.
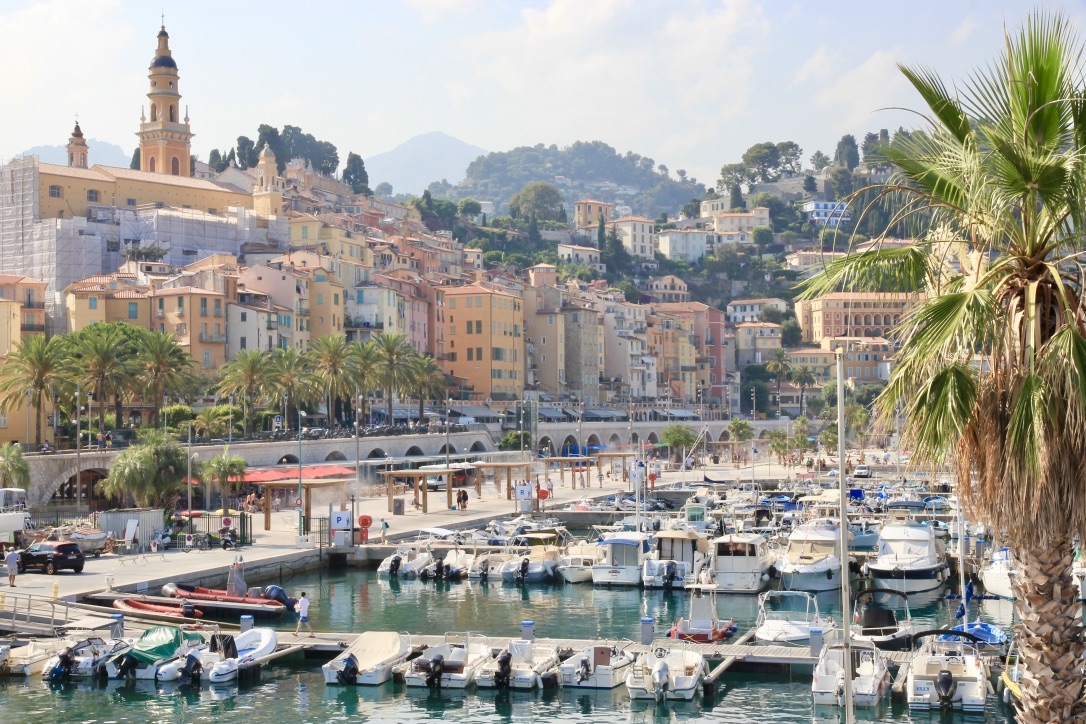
<box><xmin>734</xmin><ymin>322</ymin><xmax>781</xmax><ymax>368</ymax></box>
<box><xmin>151</xmin><ymin>287</ymin><xmax>227</xmax><ymax>370</ymax></box>
<box><xmin>442</xmin><ymin>284</ymin><xmax>524</xmax><ymax>402</ymax></box>
<box><xmin>821</xmin><ymin>337</ymin><xmax>893</xmax><ymax>383</ymax></box>
<box><xmin>573</xmin><ymin>199</ymin><xmax>613</xmax><ymax>230</ymax></box>
<box><xmin>0</xmin><ymin>300</ymin><xmax>53</xmax><ymax>447</ymax></box>
<box><xmin>64</xmin><ymin>273</ymin><xmax>151</xmax><ymax>332</ymax></box>
<box><xmin>795</xmin><ymin>292</ymin><xmax>916</xmax><ymax>344</ymax></box>
<box><xmin>137</xmin><ymin>25</ymin><xmax>194</xmax><ymax>177</ymax></box>
<box><xmin>786</xmin><ymin>348</ymin><xmax>837</xmax><ymax>383</ymax></box>
<box><xmin>0</xmin><ymin>275</ymin><xmax>48</xmax><ymax>336</ymax></box>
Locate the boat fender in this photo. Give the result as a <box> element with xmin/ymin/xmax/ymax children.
<box><xmin>1002</xmin><ymin>684</ymin><xmax>1011</xmax><ymax>704</ymax></box>
<box><xmin>336</xmin><ymin>654</ymin><xmax>359</xmax><ymax>686</ymax></box>
<box><xmin>389</xmin><ymin>555</ymin><xmax>402</xmax><ymax>577</ymax></box>
<box><xmin>861</xmin><ymin>562</ymin><xmax>869</xmax><ymax>576</ymax></box>
<box><xmin>934</xmin><ymin>669</ymin><xmax>957</xmax><ymax>708</ymax></box>
<box><xmin>426</xmin><ymin>654</ymin><xmax>445</xmax><ymax>689</ymax></box>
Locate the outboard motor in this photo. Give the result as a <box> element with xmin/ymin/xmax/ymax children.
<box><xmin>575</xmin><ymin>656</ymin><xmax>591</xmax><ymax>683</ymax></box>
<box><xmin>116</xmin><ymin>653</ymin><xmax>139</xmax><ymax>679</ymax></box>
<box><xmin>178</xmin><ymin>651</ymin><xmax>203</xmax><ymax>683</ymax></box>
<box><xmin>444</xmin><ymin>562</ymin><xmax>455</xmax><ymax>580</ymax></box>
<box><xmin>494</xmin><ymin>651</ymin><xmax>512</xmax><ymax>689</ymax></box>
<box><xmin>663</xmin><ymin>562</ymin><xmax>678</xmax><ymax>590</ymax></box>
<box><xmin>425</xmin><ymin>654</ymin><xmax>445</xmax><ymax>689</ymax></box>
<box><xmin>389</xmin><ymin>555</ymin><xmax>402</xmax><ymax>577</ymax></box>
<box><xmin>517</xmin><ymin>557</ymin><xmax>530</xmax><ymax>583</ymax></box>
<box><xmin>48</xmin><ymin>648</ymin><xmax>74</xmax><ymax>682</ymax></box>
<box><xmin>434</xmin><ymin>558</ymin><xmax>445</xmax><ymax>580</ymax></box>
<box><xmin>336</xmin><ymin>653</ymin><xmax>360</xmax><ymax>686</ymax></box>
<box><xmin>181</xmin><ymin>601</ymin><xmax>198</xmax><ymax>618</ymax></box>
<box><xmin>95</xmin><ymin>663</ymin><xmax>109</xmax><ymax>686</ymax></box>
<box><xmin>263</xmin><ymin>585</ymin><xmax>297</xmax><ymax>611</ymax></box>
<box><xmin>650</xmin><ymin>658</ymin><xmax>670</xmax><ymax>703</ymax></box>
<box><xmin>935</xmin><ymin>669</ymin><xmax>957</xmax><ymax>708</ymax></box>
<box><xmin>479</xmin><ymin>565</ymin><xmax>489</xmax><ymax>584</ymax></box>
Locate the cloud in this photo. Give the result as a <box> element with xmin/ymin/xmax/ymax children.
<box><xmin>793</xmin><ymin>47</ymin><xmax>835</xmax><ymax>85</ymax></box>
<box><xmin>950</xmin><ymin>15</ymin><xmax>976</xmax><ymax>44</ymax></box>
<box><xmin>403</xmin><ymin>0</ymin><xmax>483</xmax><ymax>25</ymax></box>
<box><xmin>816</xmin><ymin>48</ymin><xmax>910</xmax><ymax>133</ymax></box>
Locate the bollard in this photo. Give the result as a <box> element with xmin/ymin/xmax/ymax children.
<box><xmin>640</xmin><ymin>617</ymin><xmax>655</xmax><ymax>645</ymax></box>
<box><xmin>809</xmin><ymin>628</ymin><xmax>824</xmax><ymax>658</ymax></box>
<box><xmin>520</xmin><ymin>620</ymin><xmax>535</xmax><ymax>641</ymax></box>
<box><xmin>52</xmin><ymin>582</ymin><xmax>59</xmax><ymax>600</ymax></box>
<box><xmin>104</xmin><ymin>575</ymin><xmax>115</xmax><ymax>591</ymax></box>
<box><xmin>110</xmin><ymin>614</ymin><xmax>124</xmax><ymax>639</ymax></box>
<box><xmin>0</xmin><ymin>592</ymin><xmax>5</xmax><ymax>610</ymax></box>
<box><xmin>240</xmin><ymin>615</ymin><xmax>254</xmax><ymax>632</ymax></box>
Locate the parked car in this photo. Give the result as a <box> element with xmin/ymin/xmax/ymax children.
<box><xmin>18</xmin><ymin>541</ymin><xmax>85</xmax><ymax>574</ymax></box>
<box><xmin>853</xmin><ymin>465</ymin><xmax>872</xmax><ymax>478</ymax></box>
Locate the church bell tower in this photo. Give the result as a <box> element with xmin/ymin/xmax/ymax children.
<box><xmin>136</xmin><ymin>25</ymin><xmax>193</xmax><ymax>176</ymax></box>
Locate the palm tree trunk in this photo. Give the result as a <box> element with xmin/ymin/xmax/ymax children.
<box><xmin>1012</xmin><ymin>534</ymin><xmax>1086</xmax><ymax>722</ymax></box>
<box><xmin>34</xmin><ymin>390</ymin><xmax>42</xmax><ymax>446</ymax></box>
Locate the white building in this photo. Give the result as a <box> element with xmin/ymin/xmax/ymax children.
<box><xmin>227</xmin><ymin>291</ymin><xmax>285</xmax><ymax>358</ymax></box>
<box><xmin>611</xmin><ymin>216</ymin><xmax>656</xmax><ymax>259</ymax></box>
<box><xmin>713</xmin><ymin>206</ymin><xmax>770</xmax><ymax>234</ymax></box>
<box><xmin>726</xmin><ymin>297</ymin><xmax>788</xmax><ymax>323</ymax></box>
<box><xmin>803</xmin><ymin>201</ymin><xmax>852</xmax><ymax>227</ymax></box>
<box><xmin>557</xmin><ymin>243</ymin><xmax>606</xmax><ymax>273</ymax></box>
<box><xmin>656</xmin><ymin>229</ymin><xmax>711</xmax><ymax>263</ymax></box>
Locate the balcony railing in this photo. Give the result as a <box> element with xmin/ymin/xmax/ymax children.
<box><xmin>296</xmin><ymin>304</ymin><xmax>311</xmax><ymax>316</ymax></box>
<box><xmin>214</xmin><ymin>309</ymin><xmax>223</xmax><ymax>317</ymax></box>
<box><xmin>20</xmin><ymin>323</ymin><xmax>45</xmax><ymax>333</ymax></box>
<box><xmin>266</xmin><ymin>320</ymin><xmax>279</xmax><ymax>330</ymax></box>
<box><xmin>199</xmin><ymin>332</ymin><xmax>226</xmax><ymax>343</ymax></box>
<box><xmin>22</xmin><ymin>301</ymin><xmax>45</xmax><ymax>310</ymax></box>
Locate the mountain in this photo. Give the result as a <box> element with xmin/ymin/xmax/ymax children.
<box><xmin>15</xmin><ymin>139</ymin><xmax>132</xmax><ymax>169</ymax></box>
<box><xmin>448</xmin><ymin>140</ymin><xmax>708</xmax><ymax>218</ymax></box>
<box><xmin>366</xmin><ymin>132</ymin><xmax>487</xmax><ymax>195</ymax></box>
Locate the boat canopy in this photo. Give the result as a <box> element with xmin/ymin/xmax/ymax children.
<box><xmin>121</xmin><ymin>626</ymin><xmax>203</xmax><ymax>665</ymax></box>
<box><xmin>421</xmin><ymin>527</ymin><xmax>458</xmax><ymax>537</ymax></box>
<box><xmin>598</xmin><ymin>537</ymin><xmax>652</xmax><ymax>553</ymax></box>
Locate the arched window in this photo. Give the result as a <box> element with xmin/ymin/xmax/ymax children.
<box><xmin>853</xmin><ymin>315</ymin><xmax>861</xmax><ymax>326</ymax></box>
<box><xmin>149</xmin><ymin>156</ymin><xmax>156</xmax><ymax>173</ymax></box>
<box><xmin>169</xmin><ymin>105</ymin><xmax>175</xmax><ymax>122</ymax></box>
<box><xmin>171</xmin><ymin>157</ymin><xmax>180</xmax><ymax>176</ymax></box>
<box><xmin>150</xmin><ymin>105</ymin><xmax>157</xmax><ymax>122</ymax></box>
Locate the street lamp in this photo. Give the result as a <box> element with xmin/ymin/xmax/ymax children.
<box><xmin>751</xmin><ymin>389</ymin><xmax>757</xmax><ymax>488</ymax></box>
<box><xmin>297</xmin><ymin>410</ymin><xmax>306</xmax><ymax>533</ymax></box>
<box><xmin>354</xmin><ymin>394</ymin><xmax>364</xmax><ymax>491</ymax></box>
<box><xmin>162</xmin><ymin>393</ymin><xmax>168</xmax><ymax>432</ymax></box>
<box><xmin>25</xmin><ymin>388</ymin><xmax>31</xmax><ymax>451</ymax></box>
<box><xmin>74</xmin><ymin>385</ymin><xmax>82</xmax><ymax>516</ymax></box>
<box><xmin>228</xmin><ymin>393</ymin><xmax>234</xmax><ymax>443</ymax></box>
<box><xmin>445</xmin><ymin>398</ymin><xmax>452</xmax><ymax>472</ymax></box>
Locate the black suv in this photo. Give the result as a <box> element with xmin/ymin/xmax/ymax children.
<box><xmin>18</xmin><ymin>541</ymin><xmax>85</xmax><ymax>574</ymax></box>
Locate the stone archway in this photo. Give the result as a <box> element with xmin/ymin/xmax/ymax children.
<box><xmin>608</xmin><ymin>433</ymin><xmax>622</xmax><ymax>448</ymax></box>
<box><xmin>758</xmin><ymin>430</ymin><xmax>772</xmax><ymax>440</ymax></box>
<box><xmin>405</xmin><ymin>446</ymin><xmax>424</xmax><ymax>457</ymax></box>
<box><xmin>586</xmin><ymin>434</ymin><xmax>602</xmax><ymax>451</ymax></box>
<box><xmin>277</xmin><ymin>454</ymin><xmax>299</xmax><ymax>465</ymax></box>
<box><xmin>438</xmin><ymin>444</ymin><xmax>457</xmax><ymax>455</ymax></box>
<box><xmin>52</xmin><ymin>468</ymin><xmax>110</xmax><ymax>509</ymax></box>
<box><xmin>470</xmin><ymin>441</ymin><xmax>487</xmax><ymax>453</ymax></box>
<box><xmin>718</xmin><ymin>430</ymin><xmax>731</xmax><ymax>441</ymax></box>
<box><xmin>647</xmin><ymin>432</ymin><xmax>660</xmax><ymax>444</ymax></box>
<box><xmin>562</xmin><ymin>435</ymin><xmax>579</xmax><ymax>456</ymax></box>
<box><xmin>631</xmin><ymin>432</ymin><xmax>639</xmax><ymax>445</ymax></box>
<box><xmin>325</xmin><ymin>451</ymin><xmax>347</xmax><ymax>461</ymax></box>
<box><xmin>367</xmin><ymin>448</ymin><xmax>387</xmax><ymax>459</ymax></box>
<box><xmin>538</xmin><ymin>436</ymin><xmax>555</xmax><ymax>457</ymax></box>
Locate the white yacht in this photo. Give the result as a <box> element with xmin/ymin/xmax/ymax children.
<box><xmin>811</xmin><ymin>640</ymin><xmax>891</xmax><ymax>708</ymax></box>
<box><xmin>403</xmin><ymin>633</ymin><xmax>491</xmax><ymax>689</ymax></box>
<box><xmin>625</xmin><ymin>641</ymin><xmax>708</xmax><ymax>702</ymax></box>
<box><xmin>557</xmin><ymin>543</ymin><xmax>606</xmax><ymax>584</ymax></box>
<box><xmin>591</xmin><ymin>533</ymin><xmax>653</xmax><ymax>587</ymax></box>
<box><xmin>695</xmin><ymin>533</ymin><xmax>774</xmax><ymax>593</ymax></box>
<box><xmin>642</xmin><ymin>530</ymin><xmax>709</xmax><ymax>589</ymax></box>
<box><xmin>41</xmin><ymin>637</ymin><xmax>130</xmax><ymax>680</ymax></box>
<box><xmin>475</xmin><ymin>639</ymin><xmax>560</xmax><ymax>690</ymax></box>
<box><xmin>421</xmin><ymin>548</ymin><xmax>475</xmax><ymax>581</ymax></box>
<box><xmin>498</xmin><ymin>539</ymin><xmax>561</xmax><ymax>583</ymax></box>
<box><xmin>867</xmin><ymin>521</ymin><xmax>948</xmax><ymax>593</ymax></box>
<box><xmin>558</xmin><ymin>643</ymin><xmax>634</xmax><ymax>689</ymax></box>
<box><xmin>754</xmin><ymin>590</ymin><xmax>836</xmax><ymax>644</ymax></box>
<box><xmin>777</xmin><ymin>518</ymin><xmax>850</xmax><ymax>592</ymax></box>
<box><xmin>322</xmin><ymin>632</ymin><xmax>413</xmax><ymax>686</ymax></box>
<box><xmin>978</xmin><ymin>547</ymin><xmax>1016</xmax><ymax>599</ymax></box>
<box><xmin>906</xmin><ymin>630</ymin><xmax>989</xmax><ymax>713</ymax></box>
<box><xmin>376</xmin><ymin>546</ymin><xmax>432</xmax><ymax>579</ymax></box>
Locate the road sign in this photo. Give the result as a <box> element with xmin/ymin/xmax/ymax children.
<box><xmin>274</xmin><ymin>415</ymin><xmax>282</xmax><ymax>427</ymax></box>
<box><xmin>330</xmin><ymin>510</ymin><xmax>352</xmax><ymax>530</ymax></box>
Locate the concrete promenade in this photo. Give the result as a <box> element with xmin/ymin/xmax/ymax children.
<box><xmin>4</xmin><ymin>448</ymin><xmax>915</xmax><ymax>607</ymax></box>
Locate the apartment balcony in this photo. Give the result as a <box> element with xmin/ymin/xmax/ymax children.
<box><xmin>200</xmin><ymin>308</ymin><xmax>209</xmax><ymax>317</ymax></box>
<box><xmin>214</xmin><ymin>309</ymin><xmax>223</xmax><ymax>317</ymax></box>
<box><xmin>156</xmin><ymin>309</ymin><xmax>165</xmax><ymax>318</ymax></box>
<box><xmin>296</xmin><ymin>303</ymin><xmax>310</xmax><ymax>316</ymax></box>
<box><xmin>20</xmin><ymin>323</ymin><xmax>45</xmax><ymax>333</ymax></box>
<box><xmin>22</xmin><ymin>301</ymin><xmax>45</xmax><ymax>310</ymax></box>
<box><xmin>266</xmin><ymin>320</ymin><xmax>279</xmax><ymax>330</ymax></box>
<box><xmin>199</xmin><ymin>332</ymin><xmax>226</xmax><ymax>343</ymax></box>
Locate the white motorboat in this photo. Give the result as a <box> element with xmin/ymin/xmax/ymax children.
<box><xmin>558</xmin><ymin>643</ymin><xmax>634</xmax><ymax>689</ymax></box>
<box><xmin>851</xmin><ymin>588</ymin><xmax>915</xmax><ymax>651</ymax></box>
<box><xmin>468</xmin><ymin>551</ymin><xmax>512</xmax><ymax>583</ymax></box>
<box><xmin>322</xmin><ymin>631</ymin><xmax>412</xmax><ymax>686</ymax></box>
<box><xmin>625</xmin><ymin>641</ymin><xmax>708</xmax><ymax>702</ymax></box>
<box><xmin>157</xmin><ymin>631</ymin><xmax>236</xmax><ymax>683</ymax></box>
<box><xmin>695</xmin><ymin>533</ymin><xmax>773</xmax><ymax>593</ymax></box>
<box><xmin>754</xmin><ymin>590</ymin><xmax>836</xmax><ymax>644</ymax></box>
<box><xmin>978</xmin><ymin>547</ymin><xmax>1016</xmax><ymax>599</ymax></box>
<box><xmin>403</xmin><ymin>633</ymin><xmax>491</xmax><ymax>689</ymax></box>
<box><xmin>557</xmin><ymin>544</ymin><xmax>606</xmax><ymax>584</ymax></box>
<box><xmin>591</xmin><ymin>533</ymin><xmax>653</xmax><ymax>587</ymax></box>
<box><xmin>104</xmin><ymin>626</ymin><xmax>205</xmax><ymax>680</ymax></box>
<box><xmin>776</xmin><ymin>518</ymin><xmax>850</xmax><ymax>592</ymax></box>
<box><xmin>41</xmin><ymin>637</ymin><xmax>130</xmax><ymax>680</ymax></box>
<box><xmin>905</xmin><ymin>629</ymin><xmax>989</xmax><ymax>713</ymax></box>
<box><xmin>642</xmin><ymin>530</ymin><xmax>709</xmax><ymax>589</ymax></box>
<box><xmin>666</xmin><ymin>592</ymin><xmax>737</xmax><ymax>643</ymax></box>
<box><xmin>867</xmin><ymin>521</ymin><xmax>948</xmax><ymax>593</ymax></box>
<box><xmin>0</xmin><ymin>638</ymin><xmax>76</xmax><ymax>676</ymax></box>
<box><xmin>811</xmin><ymin>639</ymin><xmax>891</xmax><ymax>708</ymax></box>
<box><xmin>421</xmin><ymin>548</ymin><xmax>475</xmax><ymax>581</ymax></box>
<box><xmin>476</xmin><ymin>638</ymin><xmax>560</xmax><ymax>689</ymax></box>
<box><xmin>376</xmin><ymin>546</ymin><xmax>432</xmax><ymax>579</ymax></box>
<box><xmin>498</xmin><ymin>540</ymin><xmax>561</xmax><ymax>583</ymax></box>
<box><xmin>206</xmin><ymin>628</ymin><xmax>277</xmax><ymax>683</ymax></box>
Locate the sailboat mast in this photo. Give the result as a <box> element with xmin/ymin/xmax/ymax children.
<box><xmin>835</xmin><ymin>348</ymin><xmax>855</xmax><ymax>719</ymax></box>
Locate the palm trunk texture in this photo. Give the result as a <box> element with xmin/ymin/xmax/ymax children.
<box><xmin>1011</xmin><ymin>535</ymin><xmax>1085</xmax><ymax>723</ymax></box>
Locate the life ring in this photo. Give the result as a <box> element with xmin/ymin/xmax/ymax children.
<box><xmin>655</xmin><ymin>647</ymin><xmax>667</xmax><ymax>659</ymax></box>
<box><xmin>359</xmin><ymin>515</ymin><xmax>373</xmax><ymax>528</ymax></box>
<box><xmin>150</xmin><ymin>540</ymin><xmax>158</xmax><ymax>553</ymax></box>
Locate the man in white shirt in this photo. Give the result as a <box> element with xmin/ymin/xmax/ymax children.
<box><xmin>294</xmin><ymin>591</ymin><xmax>314</xmax><ymax>637</ymax></box>
<box><xmin>5</xmin><ymin>546</ymin><xmax>20</xmax><ymax>587</ymax></box>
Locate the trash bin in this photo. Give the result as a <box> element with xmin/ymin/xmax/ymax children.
<box><xmin>712</xmin><ymin>454</ymin><xmax>720</xmax><ymax>464</ymax></box>
<box><xmin>393</xmin><ymin>498</ymin><xmax>405</xmax><ymax>516</ymax></box>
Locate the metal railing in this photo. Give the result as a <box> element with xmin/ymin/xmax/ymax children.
<box><xmin>0</xmin><ymin>590</ymin><xmax>77</xmax><ymax>636</ymax></box>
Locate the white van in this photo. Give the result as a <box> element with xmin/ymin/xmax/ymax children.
<box><xmin>0</xmin><ymin>488</ymin><xmax>26</xmax><ymax>511</ymax></box>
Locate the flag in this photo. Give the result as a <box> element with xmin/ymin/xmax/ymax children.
<box><xmin>965</xmin><ymin>580</ymin><xmax>975</xmax><ymax>605</ymax></box>
<box><xmin>955</xmin><ymin>602</ymin><xmax>966</xmax><ymax>619</ymax></box>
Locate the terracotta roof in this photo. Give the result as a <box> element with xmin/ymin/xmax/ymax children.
<box><xmin>38</xmin><ymin>163</ymin><xmax>112</xmax><ymax>182</ymax></box>
<box><xmin>94</xmin><ymin>165</ymin><xmax>250</xmax><ymax>195</ymax></box>
<box><xmin>728</xmin><ymin>298</ymin><xmax>786</xmax><ymax>306</ymax></box>
<box><xmin>151</xmin><ymin>286</ymin><xmax>224</xmax><ymax>297</ymax></box>
<box><xmin>445</xmin><ymin>283</ymin><xmax>515</xmax><ymax>297</ymax></box>
<box><xmin>0</xmin><ymin>274</ymin><xmax>46</xmax><ymax>285</ymax></box>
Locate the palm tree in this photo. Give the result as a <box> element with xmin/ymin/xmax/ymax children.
<box><xmin>193</xmin><ymin>407</ymin><xmax>227</xmax><ymax>438</ymax></box>
<box><xmin>373</xmin><ymin>332</ymin><xmax>416</xmax><ymax>424</ymax></box>
<box><xmin>765</xmin><ymin>349</ymin><xmax>791</xmax><ymax>419</ymax></box>
<box><xmin>406</xmin><ymin>354</ymin><xmax>447</xmax><ymax>425</ymax></box>
<box><xmin>350</xmin><ymin>339</ymin><xmax>378</xmax><ymax>425</ymax></box>
<box><xmin>309</xmin><ymin>335</ymin><xmax>355</xmax><ymax>427</ymax></box>
<box><xmin>790</xmin><ymin>365</ymin><xmax>816</xmax><ymax>418</ymax></box>
<box><xmin>0</xmin><ymin>335</ymin><xmax>71</xmax><ymax>445</ymax></box>
<box><xmin>218</xmin><ymin>350</ymin><xmax>269</xmax><ymax>437</ymax></box>
<box><xmin>268</xmin><ymin>348</ymin><xmax>317</xmax><ymax>430</ymax></box>
<box><xmin>77</xmin><ymin>324</ymin><xmax>134</xmax><ymax>432</ymax></box>
<box><xmin>97</xmin><ymin>429</ymin><xmax>186</xmax><ymax>508</ymax></box>
<box><xmin>801</xmin><ymin>13</ymin><xmax>1086</xmax><ymax>719</ymax></box>
<box><xmin>204</xmin><ymin>448</ymin><xmax>247</xmax><ymax>512</ymax></box>
<box><xmin>136</xmin><ymin>331</ymin><xmax>193</xmax><ymax>428</ymax></box>
<box><xmin>0</xmin><ymin>443</ymin><xmax>30</xmax><ymax>489</ymax></box>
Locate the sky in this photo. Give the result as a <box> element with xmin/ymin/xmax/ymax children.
<box><xmin>2</xmin><ymin>0</ymin><xmax>1083</xmax><ymax>187</ymax></box>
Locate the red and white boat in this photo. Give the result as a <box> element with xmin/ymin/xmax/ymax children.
<box><xmin>113</xmin><ymin>597</ymin><xmax>203</xmax><ymax>619</ymax></box>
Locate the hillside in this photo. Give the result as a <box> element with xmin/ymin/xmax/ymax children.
<box><xmin>17</xmin><ymin>139</ymin><xmax>131</xmax><ymax>168</ymax></box>
<box><xmin>366</xmin><ymin>131</ymin><xmax>487</xmax><ymax>195</ymax></box>
<box><xmin>447</xmin><ymin>140</ymin><xmax>707</xmax><ymax>218</ymax></box>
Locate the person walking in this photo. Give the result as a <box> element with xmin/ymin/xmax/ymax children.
<box><xmin>96</xmin><ymin>431</ymin><xmax>105</xmax><ymax>449</ymax></box>
<box><xmin>5</xmin><ymin>545</ymin><xmax>20</xmax><ymax>587</ymax></box>
<box><xmin>105</xmin><ymin>432</ymin><xmax>113</xmax><ymax>449</ymax></box>
<box><xmin>294</xmin><ymin>592</ymin><xmax>314</xmax><ymax>637</ymax></box>
<box><xmin>380</xmin><ymin>518</ymin><xmax>389</xmax><ymax>544</ymax></box>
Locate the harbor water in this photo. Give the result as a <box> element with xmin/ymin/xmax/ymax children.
<box><xmin>0</xmin><ymin>569</ymin><xmax>1018</xmax><ymax>722</ymax></box>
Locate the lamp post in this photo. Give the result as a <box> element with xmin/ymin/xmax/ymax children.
<box><xmin>228</xmin><ymin>393</ymin><xmax>234</xmax><ymax>443</ymax></box>
<box><xmin>355</xmin><ymin>394</ymin><xmax>363</xmax><ymax>491</ymax></box>
<box><xmin>282</xmin><ymin>393</ymin><xmax>288</xmax><ymax>431</ymax></box>
<box><xmin>297</xmin><ymin>410</ymin><xmax>306</xmax><ymax>533</ymax></box>
<box><xmin>162</xmin><ymin>393</ymin><xmax>168</xmax><ymax>433</ymax></box>
<box><xmin>445</xmin><ymin>398</ymin><xmax>452</xmax><ymax>472</ymax></box>
<box><xmin>25</xmin><ymin>388</ymin><xmax>31</xmax><ymax>451</ymax></box>
<box><xmin>751</xmin><ymin>389</ymin><xmax>757</xmax><ymax>488</ymax></box>
<box><xmin>834</xmin><ymin>347</ymin><xmax>855</xmax><ymax>721</ymax></box>
<box><xmin>74</xmin><ymin>385</ymin><xmax>82</xmax><ymax>516</ymax></box>
<box><xmin>186</xmin><ymin>422</ymin><xmax>194</xmax><ymax>533</ymax></box>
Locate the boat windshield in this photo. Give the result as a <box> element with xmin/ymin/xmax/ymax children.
<box><xmin>876</xmin><ymin>538</ymin><xmax>931</xmax><ymax>562</ymax></box>
<box><xmin>784</xmin><ymin>539</ymin><xmax>836</xmax><ymax>564</ymax></box>
<box><xmin>762</xmin><ymin>593</ymin><xmax>812</xmax><ymax>618</ymax></box>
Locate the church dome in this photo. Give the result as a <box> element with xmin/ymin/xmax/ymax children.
<box><xmin>151</xmin><ymin>54</ymin><xmax>177</xmax><ymax>69</ymax></box>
